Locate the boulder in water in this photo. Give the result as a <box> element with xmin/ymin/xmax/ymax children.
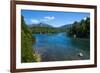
<box><xmin>78</xmin><ymin>52</ymin><xmax>83</xmax><ymax>57</ymax></box>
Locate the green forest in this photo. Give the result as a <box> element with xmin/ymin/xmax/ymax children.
<box><xmin>67</xmin><ymin>17</ymin><xmax>90</xmax><ymax>38</ymax></box>
<box><xmin>21</xmin><ymin>16</ymin><xmax>40</xmax><ymax>62</ymax></box>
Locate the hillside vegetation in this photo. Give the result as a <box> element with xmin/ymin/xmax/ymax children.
<box><xmin>21</xmin><ymin>16</ymin><xmax>40</xmax><ymax>62</ymax></box>
<box><xmin>68</xmin><ymin>17</ymin><xmax>90</xmax><ymax>38</ymax></box>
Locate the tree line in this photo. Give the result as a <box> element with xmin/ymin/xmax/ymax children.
<box><xmin>67</xmin><ymin>17</ymin><xmax>90</xmax><ymax>38</ymax></box>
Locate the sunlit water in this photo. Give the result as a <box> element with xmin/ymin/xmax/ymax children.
<box><xmin>33</xmin><ymin>33</ymin><xmax>90</xmax><ymax>62</ymax></box>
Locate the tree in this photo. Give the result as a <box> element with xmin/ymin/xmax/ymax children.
<box><xmin>21</xmin><ymin>15</ymin><xmax>39</xmax><ymax>62</ymax></box>
<box><xmin>68</xmin><ymin>17</ymin><xmax>90</xmax><ymax>38</ymax></box>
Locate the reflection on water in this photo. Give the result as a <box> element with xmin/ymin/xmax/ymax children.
<box><xmin>33</xmin><ymin>33</ymin><xmax>90</xmax><ymax>62</ymax></box>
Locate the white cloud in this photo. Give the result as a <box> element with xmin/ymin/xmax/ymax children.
<box><xmin>44</xmin><ymin>16</ymin><xmax>55</xmax><ymax>20</ymax></box>
<box><xmin>83</xmin><ymin>17</ymin><xmax>87</xmax><ymax>20</ymax></box>
<box><xmin>30</xmin><ymin>16</ymin><xmax>55</xmax><ymax>24</ymax></box>
<box><xmin>31</xmin><ymin>19</ymin><xmax>39</xmax><ymax>24</ymax></box>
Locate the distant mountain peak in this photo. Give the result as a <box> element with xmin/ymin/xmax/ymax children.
<box><xmin>28</xmin><ymin>22</ymin><xmax>53</xmax><ymax>28</ymax></box>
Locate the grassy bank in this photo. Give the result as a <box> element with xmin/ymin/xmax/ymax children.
<box><xmin>21</xmin><ymin>16</ymin><xmax>40</xmax><ymax>62</ymax></box>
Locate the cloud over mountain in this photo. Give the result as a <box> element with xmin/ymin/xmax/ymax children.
<box><xmin>31</xmin><ymin>19</ymin><xmax>39</xmax><ymax>24</ymax></box>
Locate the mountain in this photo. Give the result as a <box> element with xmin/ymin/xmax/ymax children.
<box><xmin>59</xmin><ymin>24</ymin><xmax>72</xmax><ymax>29</ymax></box>
<box><xmin>57</xmin><ymin>24</ymin><xmax>72</xmax><ymax>32</ymax></box>
<box><xmin>28</xmin><ymin>22</ymin><xmax>53</xmax><ymax>28</ymax></box>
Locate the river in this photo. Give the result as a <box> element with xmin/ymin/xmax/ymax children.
<box><xmin>33</xmin><ymin>33</ymin><xmax>90</xmax><ymax>62</ymax></box>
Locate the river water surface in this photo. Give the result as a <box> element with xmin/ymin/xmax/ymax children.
<box><xmin>33</xmin><ymin>33</ymin><xmax>90</xmax><ymax>62</ymax></box>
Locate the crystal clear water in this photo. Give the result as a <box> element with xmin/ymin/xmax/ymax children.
<box><xmin>33</xmin><ymin>33</ymin><xmax>90</xmax><ymax>62</ymax></box>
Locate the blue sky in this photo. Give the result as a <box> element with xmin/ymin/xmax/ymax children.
<box><xmin>21</xmin><ymin>10</ymin><xmax>90</xmax><ymax>27</ymax></box>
